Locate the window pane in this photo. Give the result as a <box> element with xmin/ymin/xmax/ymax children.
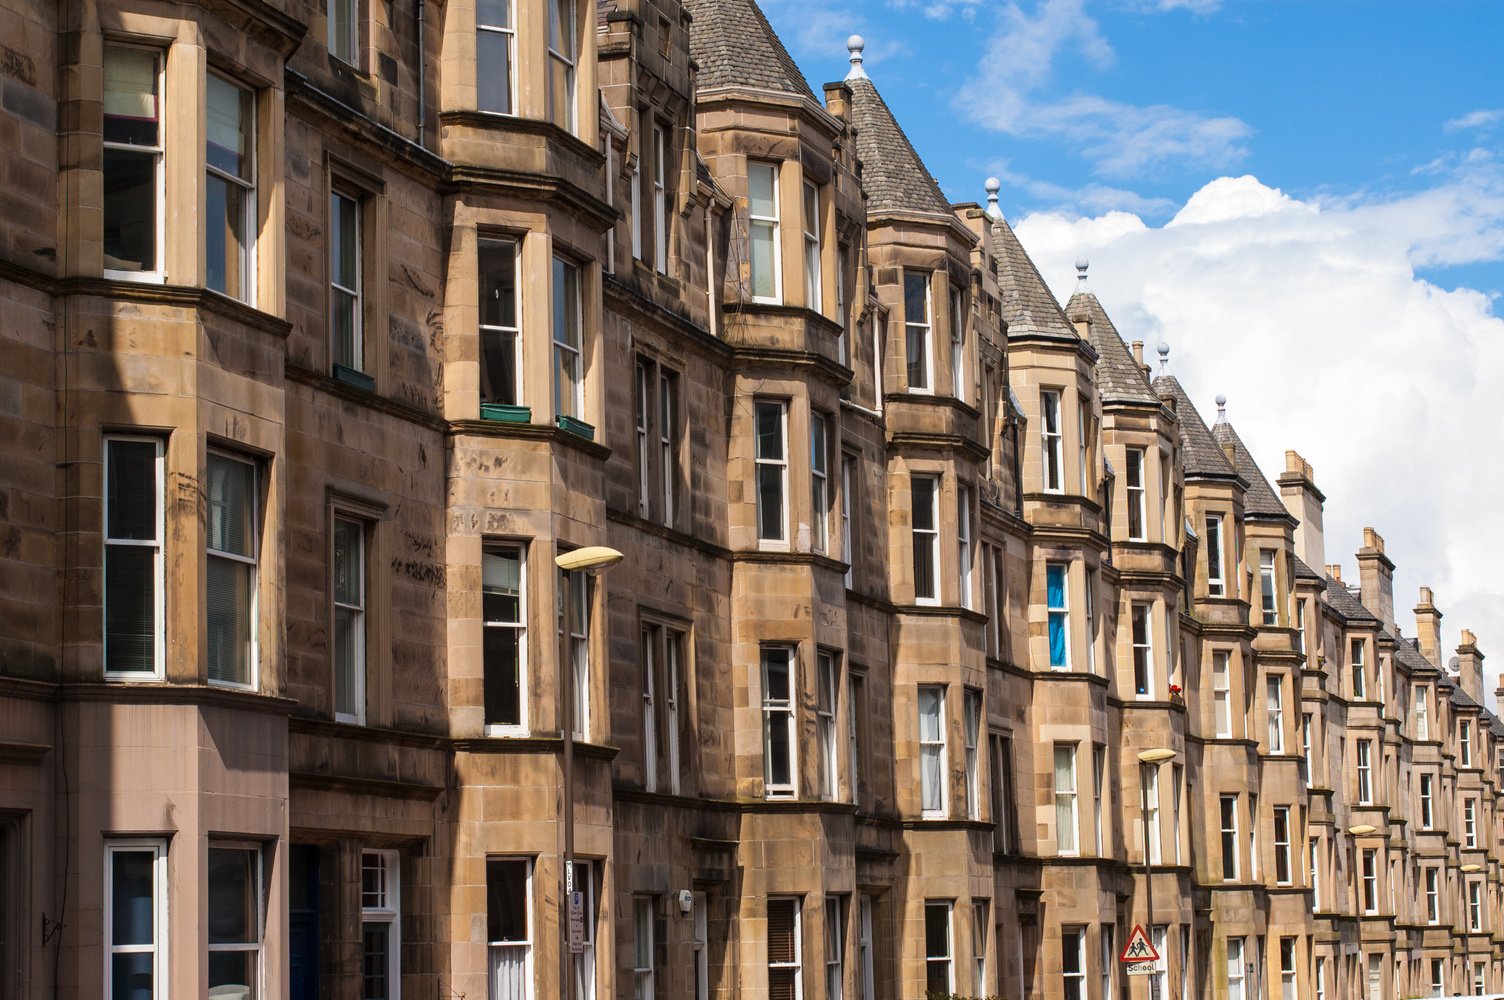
<box><xmin>208</xmin><ymin>951</ymin><xmax>257</xmax><ymax>999</ymax></box>
<box><xmin>206</xmin><ymin>75</ymin><xmax>250</xmax><ymax>179</ymax></box>
<box><xmin>107</xmin><ymin>440</ymin><xmax>158</xmax><ymax>539</ymax></box>
<box><xmin>486</xmin><ymin>860</ymin><xmax>529</xmax><ymax>941</ymax></box>
<box><xmin>484</xmin><ymin>627</ymin><xmax>521</xmax><ymax>726</ymax></box>
<box><xmin>334</xmin><ymin>605</ymin><xmax>359</xmax><ymax>711</ymax></box>
<box><xmin>750</xmin><ymin>222</ymin><xmax>777</xmax><ymax>300</ymax></box>
<box><xmin>362</xmin><ymin>923</ymin><xmax>390</xmax><ymax>1000</ymax></box>
<box><xmin>483</xmin><ymin>546</ymin><xmax>522</xmax><ymax>621</ymax></box>
<box><xmin>207</xmin><ymin>558</ymin><xmax>253</xmax><ymax>684</ymax></box>
<box><xmin>208</xmin><ymin>848</ymin><xmax>258</xmax><ymax>945</ymax></box>
<box><xmin>904</xmin><ymin>273</ymin><xmax>928</xmax><ymax>325</ymax></box>
<box><xmin>755</xmin><ymin>404</ymin><xmax>784</xmax><ymax>460</ymax></box>
<box><xmin>748</xmin><ymin>165</ymin><xmax>776</xmax><ymax>219</ymax></box>
<box><xmin>111</xmin><ymin>850</ymin><xmax>156</xmax><ymax>946</ymax></box>
<box><xmin>106</xmin><ymin>545</ymin><xmax>156</xmax><ymax>671</ymax></box>
<box><xmin>206</xmin><ymin>174</ymin><xmax>249</xmax><ymax>299</ymax></box>
<box><xmin>477</xmin><ymin>0</ymin><xmax>511</xmax><ymax>26</ymax></box>
<box><xmin>102</xmin><ymin>148</ymin><xmax>157</xmax><ymax>272</ymax></box>
<box><xmin>333</xmin><ymin>519</ymin><xmax>362</xmax><ymax>606</ymax></box>
<box><xmin>331</xmin><ymin>193</ymin><xmax>359</xmax><ymax>290</ymax></box>
<box><xmin>207</xmin><ymin>455</ymin><xmax>255</xmax><ymax>557</ymax></box>
<box><xmin>476</xmin><ymin>29</ymin><xmax>514</xmax><ymax>114</ymax></box>
<box><xmin>112</xmin><ymin>953</ymin><xmax>155</xmax><ymax>1000</ymax></box>
<box><xmin>104</xmin><ymin>47</ymin><xmax>159</xmax><ymax>144</ymax></box>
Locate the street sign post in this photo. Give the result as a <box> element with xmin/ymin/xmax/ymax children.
<box><xmin>1121</xmin><ymin>924</ymin><xmax>1161</xmax><ymax>991</ymax></box>
<box><xmin>568</xmin><ymin>890</ymin><xmax>585</xmax><ymax>954</ymax></box>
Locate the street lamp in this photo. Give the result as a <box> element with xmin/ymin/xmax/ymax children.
<box><xmin>1348</xmin><ymin>824</ymin><xmax>1376</xmax><ymax>837</ymax></box>
<box><xmin>1138</xmin><ymin>748</ymin><xmax>1177</xmax><ymax>1000</ymax></box>
<box><xmin>556</xmin><ymin>546</ymin><xmax>623</xmax><ymax>1000</ymax></box>
<box><xmin>1461</xmin><ymin>864</ymin><xmax>1483</xmax><ymax>874</ymax></box>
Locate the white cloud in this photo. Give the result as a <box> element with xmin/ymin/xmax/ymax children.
<box><xmin>887</xmin><ymin>0</ymin><xmax>986</xmax><ymax>20</ymax></box>
<box><xmin>1016</xmin><ymin>168</ymin><xmax>1504</xmax><ymax>693</ymax></box>
<box><xmin>1446</xmin><ymin>109</ymin><xmax>1504</xmax><ymax>133</ymax></box>
<box><xmin>958</xmin><ymin>0</ymin><xmax>1250</xmax><ymax>177</ymax></box>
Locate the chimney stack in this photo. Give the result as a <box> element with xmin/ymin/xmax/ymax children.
<box><xmin>1456</xmin><ymin>629</ymin><xmax>1484</xmax><ymax>704</ymax></box>
<box><xmin>1326</xmin><ymin>564</ymin><xmax>1342</xmax><ymax>583</ymax></box>
<box><xmin>1414</xmin><ymin>587</ymin><xmax>1443</xmax><ymax>666</ymax></box>
<box><xmin>1356</xmin><ymin>528</ymin><xmax>1395</xmax><ymax>631</ymax></box>
<box><xmin>1277</xmin><ymin>450</ymin><xmax>1325</xmax><ymax>572</ymax></box>
<box><xmin>1131</xmin><ymin>340</ymin><xmax>1144</xmax><ymax>366</ymax></box>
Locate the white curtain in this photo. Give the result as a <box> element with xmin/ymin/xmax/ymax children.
<box><xmin>489</xmin><ymin>944</ymin><xmax>528</xmax><ymax>1000</ymax></box>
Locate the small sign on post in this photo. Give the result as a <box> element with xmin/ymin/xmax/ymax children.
<box><xmin>568</xmin><ymin>891</ymin><xmax>586</xmax><ymax>954</ymax></box>
<box><xmin>1120</xmin><ymin>924</ymin><xmax>1160</xmax><ymax>978</ymax></box>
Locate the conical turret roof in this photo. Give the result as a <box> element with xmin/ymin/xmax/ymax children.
<box><xmin>845</xmin><ymin>74</ymin><xmax>952</xmax><ymax>218</ymax></box>
<box><xmin>1065</xmin><ymin>289</ymin><xmax>1160</xmax><ymax>406</ymax></box>
<box><xmin>684</xmin><ymin>0</ymin><xmax>816</xmax><ymax>101</ymax></box>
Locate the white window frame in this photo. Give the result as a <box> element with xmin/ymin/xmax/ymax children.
<box><xmin>1361</xmin><ymin>848</ymin><xmax>1378</xmax><ymax>914</ymax></box>
<box><xmin>1213</xmin><ymin>651</ymin><xmax>1232</xmax><ymax>737</ymax></box>
<box><xmin>1226</xmin><ymin>937</ymin><xmax>1246</xmax><ymax>1000</ymax></box>
<box><xmin>841</xmin><ymin>456</ymin><xmax>854</xmax><ymax>589</ymax></box>
<box><xmin>642</xmin><ymin>624</ymin><xmax>658</xmax><ymax>793</ymax></box>
<box><xmin>904</xmin><ymin>271</ymin><xmax>933</xmax><ymax>393</ymax></box>
<box><xmin>1279</xmin><ymin>937</ymin><xmax>1296</xmax><ymax>1000</ymax></box>
<box><xmin>950</xmin><ymin>286</ymin><xmax>965</xmax><ymax>403</ymax></box>
<box><xmin>918</xmin><ymin>685</ymin><xmax>947</xmax><ymax>818</ymax></box>
<box><xmin>361</xmin><ymin>849</ymin><xmax>401</xmax><ymax>1000</ymax></box>
<box><xmin>1415</xmin><ymin>684</ymin><xmax>1430</xmax><ymax>740</ymax></box>
<box><xmin>924</xmin><ymin>901</ymin><xmax>953</xmax><ymax>994</ymax></box>
<box><xmin>633</xmin><ymin>896</ymin><xmax>655</xmax><ymax>1000</ymax></box>
<box><xmin>1220</xmin><ymin>794</ymin><xmax>1239</xmax><ymax>880</ymax></box>
<box><xmin>1420</xmin><ymin>773</ymin><xmax>1434</xmax><ymax>829</ymax></box>
<box><xmin>1351</xmin><ymin>638</ymin><xmax>1366</xmax><ymax>699</ymax></box>
<box><xmin>561</xmin><ymin>567</ymin><xmax>590</xmax><ymax>741</ymax></box>
<box><xmin>957</xmin><ymin>485</ymin><xmax>973</xmax><ymax>609</ymax></box>
<box><xmin>635</xmin><ymin>362</ymin><xmax>652</xmax><ymax>517</ymax></box>
<box><xmin>1099</xmin><ymin>925</ymin><xmax>1114</xmax><ymax>1000</ymax></box>
<box><xmin>486</xmin><ymin>856</ymin><xmax>532</xmax><ymax>1000</ymax></box>
<box><xmin>911</xmin><ymin>474</ymin><xmax>940</xmax><ymax>605</ymax></box>
<box><xmin>659</xmin><ymin>369</ymin><xmax>677</xmax><ymax>527</ymax></box>
<box><xmin>1083</xmin><ymin>568</ymin><xmax>1096</xmax><ymax>675</ymax></box>
<box><xmin>476</xmin><ymin>0</ymin><xmax>516</xmax><ymax>115</ymax></box>
<box><xmin>652</xmin><ymin>124</ymin><xmax>669</xmax><ymax>274</ymax></box>
<box><xmin>1259</xmin><ymin>549</ymin><xmax>1278</xmax><ymax>625</ymax></box>
<box><xmin>973</xmin><ymin>900</ymin><xmax>989</xmax><ymax>995</ymax></box>
<box><xmin>1205</xmin><ymin>513</ymin><xmax>1225</xmax><ymax>595</ymax></box>
<box><xmin>964</xmin><ymin>690</ymin><xmax>982</xmax><ymax>821</ymax></box>
<box><xmin>665</xmin><ymin>630</ymin><xmax>681</xmax><ymax>795</ymax></box>
<box><xmin>545</xmin><ymin>0</ymin><xmax>577</xmax><ymax>133</ymax></box>
<box><xmin>1055</xmin><ymin>744</ymin><xmax>1079</xmax><ymax>856</ymax></box>
<box><xmin>1462</xmin><ymin>720</ymin><xmax>1473</xmax><ymax>766</ymax></box>
<box><xmin>1266</xmin><ymin>676</ymin><xmax>1284</xmax><ymax>753</ymax></box>
<box><xmin>1131</xmin><ymin>602</ymin><xmax>1153</xmax><ymax>698</ymax></box>
<box><xmin>1060</xmin><ymin>925</ymin><xmax>1085</xmax><ymax>1000</ymax></box>
<box><xmin>1145</xmin><ymin>764</ymin><xmax>1162</xmax><ymax>865</ymax></box>
<box><xmin>206</xmin><ymin>450</ymin><xmax>259</xmax><ymax>689</ymax></box>
<box><xmin>103</xmin><ymin>44</ymin><xmax>166</xmax><ymax>283</ymax></box>
<box><xmin>328</xmin><ymin>0</ymin><xmax>360</xmax><ymax>64</ymax></box>
<box><xmin>551</xmin><ymin>256</ymin><xmax>583</xmax><ymax>420</ymax></box>
<box><xmin>1273</xmin><ymin>806</ymin><xmax>1291</xmax><ymax>885</ymax></box>
<box><xmin>103</xmin><ymin>435</ymin><xmax>166</xmax><ymax>679</ymax></box>
<box><xmin>1426</xmin><ymin>866</ymin><xmax>1440</xmax><ymax>924</ymax></box>
<box><xmin>762</xmin><ymin>646</ymin><xmax>797</xmax><ymax>798</ymax></box>
<box><xmin>817</xmin><ymin>651</ymin><xmax>839</xmax><ymax>802</ymax></box>
<box><xmin>693</xmin><ymin>892</ymin><xmax>708</xmax><ymax>1000</ymax></box>
<box><xmin>1356</xmin><ymin>740</ymin><xmax>1372</xmax><ymax>804</ymax></box>
<box><xmin>748</xmin><ymin>161</ymin><xmax>782</xmax><ymax>304</ymax></box>
<box><xmin>1301</xmin><ymin>712</ymin><xmax>1313</xmax><ymax>784</ymax></box>
<box><xmin>207</xmin><ymin>844</ymin><xmax>264</xmax><ymax>999</ymax></box>
<box><xmin>754</xmin><ymin>400</ymin><xmax>789</xmax><ymax>545</ymax></box>
<box><xmin>329</xmin><ymin>186</ymin><xmax>364</xmax><ymax>372</ymax></box>
<box><xmin>1465</xmin><ymin>796</ymin><xmax>1478</xmax><ymax>848</ymax></box>
<box><xmin>572</xmin><ymin>861</ymin><xmax>595</xmax><ymax>1000</ymax></box>
<box><xmin>105</xmin><ymin>839</ymin><xmax>167</xmax><ymax>1000</ymax></box>
<box><xmin>824</xmin><ymin>896</ymin><xmax>844</xmax><ymax>1000</ymax></box>
<box><xmin>811</xmin><ymin>411</ymin><xmax>830</xmax><ymax>554</ymax></box>
<box><xmin>1040</xmin><ymin>389</ymin><xmax>1063</xmax><ymax>492</ymax></box>
<box><xmin>767</xmin><ymin>898</ymin><xmax>802</xmax><ymax>997</ymax></box>
<box><xmin>1126</xmin><ymin>447</ymin><xmax>1147</xmax><ymax>540</ymax></box>
<box><xmin>1046</xmin><ymin>562</ymin><xmax>1070</xmax><ymax>670</ymax></box>
<box><xmin>332</xmin><ymin>515</ymin><xmax>367</xmax><ymax>724</ymax></box>
<box><xmin>483</xmin><ymin>541</ymin><xmax>527</xmax><ymax>734</ymax></box>
<box><xmin>205</xmin><ymin>72</ymin><xmax>256</xmax><ymax>305</ymax></box>
<box><xmin>802</xmin><ymin>180</ymin><xmax>821</xmax><ymax>312</ymax></box>
<box><xmin>479</xmin><ymin>234</ymin><xmax>522</xmax><ymax>406</ymax></box>
<box><xmin>630</xmin><ymin>156</ymin><xmax>642</xmax><ymax>261</ymax></box>
<box><xmin>857</xmin><ymin>896</ymin><xmax>874</xmax><ymax>1000</ymax></box>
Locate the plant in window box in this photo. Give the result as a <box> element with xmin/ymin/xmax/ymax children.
<box><xmin>1168</xmin><ymin>682</ymin><xmax>1184</xmax><ymax>704</ymax></box>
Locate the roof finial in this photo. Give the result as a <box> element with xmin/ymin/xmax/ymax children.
<box><xmin>1157</xmin><ymin>341</ymin><xmax>1170</xmax><ymax>374</ymax></box>
<box><xmin>1215</xmin><ymin>394</ymin><xmax>1228</xmax><ymax>424</ymax></box>
<box><xmin>1075</xmin><ymin>259</ymin><xmax>1089</xmax><ymax>289</ymax></box>
<box><xmin>984</xmin><ymin>177</ymin><xmax>1002</xmax><ymax>220</ymax></box>
<box><xmin>845</xmin><ymin>35</ymin><xmax>867</xmax><ymax>80</ymax></box>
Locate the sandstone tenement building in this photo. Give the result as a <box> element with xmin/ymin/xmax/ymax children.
<box><xmin>0</xmin><ymin>0</ymin><xmax>1499</xmax><ymax>998</ymax></box>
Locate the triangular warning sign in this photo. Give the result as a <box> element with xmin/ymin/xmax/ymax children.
<box><xmin>1120</xmin><ymin>925</ymin><xmax>1160</xmax><ymax>963</ymax></box>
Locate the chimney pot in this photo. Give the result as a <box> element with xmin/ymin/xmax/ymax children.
<box><xmin>1131</xmin><ymin>340</ymin><xmax>1144</xmax><ymax>365</ymax></box>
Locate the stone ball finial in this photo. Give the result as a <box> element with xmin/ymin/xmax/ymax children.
<box><xmin>1075</xmin><ymin>259</ymin><xmax>1089</xmax><ymax>287</ymax></box>
<box><xmin>1157</xmin><ymin>341</ymin><xmax>1170</xmax><ymax>373</ymax></box>
<box><xmin>1216</xmin><ymin>393</ymin><xmax>1227</xmax><ymax>407</ymax></box>
<box><xmin>845</xmin><ymin>35</ymin><xmax>867</xmax><ymax>79</ymax></box>
<box><xmin>984</xmin><ymin>177</ymin><xmax>1002</xmax><ymax>219</ymax></box>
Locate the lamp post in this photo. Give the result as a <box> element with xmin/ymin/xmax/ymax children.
<box><xmin>555</xmin><ymin>545</ymin><xmax>623</xmax><ymax>1000</ymax></box>
<box><xmin>1138</xmin><ymin>748</ymin><xmax>1177</xmax><ymax>1000</ymax></box>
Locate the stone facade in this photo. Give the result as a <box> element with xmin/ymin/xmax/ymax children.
<box><xmin>1</xmin><ymin>0</ymin><xmax>1501</xmax><ymax>999</ymax></box>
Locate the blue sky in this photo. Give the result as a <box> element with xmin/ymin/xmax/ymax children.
<box><xmin>760</xmin><ymin>0</ymin><xmax>1504</xmax><ymax>685</ymax></box>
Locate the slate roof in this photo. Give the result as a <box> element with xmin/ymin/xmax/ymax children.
<box><xmin>683</xmin><ymin>0</ymin><xmax>816</xmax><ymax>100</ymax></box>
<box><xmin>1211</xmin><ymin>419</ymin><xmax>1294</xmax><ymax>522</ymax></box>
<box><xmin>990</xmin><ymin>217</ymin><xmax>1082</xmax><ymax>343</ymax></box>
<box><xmin>1151</xmin><ymin>375</ymin><xmax>1240</xmax><ymax>481</ymax></box>
<box><xmin>846</xmin><ymin>76</ymin><xmax>953</xmax><ymax>218</ymax></box>
<box><xmin>1324</xmin><ymin>576</ymin><xmax>1378</xmax><ymax>623</ymax></box>
<box><xmin>1293</xmin><ymin>555</ymin><xmax>1324</xmax><ymax>581</ymax></box>
<box><xmin>1065</xmin><ymin>290</ymin><xmax>1161</xmax><ymax>405</ymax></box>
<box><xmin>1394</xmin><ymin>634</ymin><xmax>1439</xmax><ymax>674</ymax></box>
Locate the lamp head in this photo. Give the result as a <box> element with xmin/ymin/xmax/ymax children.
<box><xmin>555</xmin><ymin>545</ymin><xmax>625</xmax><ymax>575</ymax></box>
<box><xmin>1137</xmin><ymin>748</ymin><xmax>1177</xmax><ymax>765</ymax></box>
<box><xmin>1348</xmin><ymin>824</ymin><xmax>1377</xmax><ymax>837</ymax></box>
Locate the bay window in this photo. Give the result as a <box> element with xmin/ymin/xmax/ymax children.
<box><xmin>803</xmin><ymin>180</ymin><xmax>821</xmax><ymax>310</ymax></box>
<box><xmin>767</xmin><ymin>898</ymin><xmax>801</xmax><ymax>997</ymax></box>
<box><xmin>1131</xmin><ymin>602</ymin><xmax>1152</xmax><ymax>697</ymax></box>
<box><xmin>207</xmin><ymin>846</ymin><xmax>263</xmax><ymax>999</ymax></box>
<box><xmin>964</xmin><ymin>690</ymin><xmax>981</xmax><ymax>820</ymax></box>
<box><xmin>486</xmin><ymin>858</ymin><xmax>531</xmax><ymax>1000</ymax></box>
<box><xmin>1054</xmin><ymin>744</ymin><xmax>1078</xmax><ymax>855</ymax></box>
<box><xmin>754</xmin><ymin>400</ymin><xmax>788</xmax><ymax>543</ymax></box>
<box><xmin>333</xmin><ymin>516</ymin><xmax>367</xmax><ymax>724</ymax></box>
<box><xmin>1273</xmin><ymin>807</ymin><xmax>1291</xmax><ymax>884</ymax></box>
<box><xmin>1060</xmin><ymin>926</ymin><xmax>1084</xmax><ymax>1000</ymax></box>
<box><xmin>560</xmin><ymin>567</ymin><xmax>589</xmax><ymax>739</ymax></box>
<box><xmin>653</xmin><ymin>124</ymin><xmax>669</xmax><ymax>274</ymax></box>
<box><xmin>104</xmin><ymin>436</ymin><xmax>164</xmax><ymax>677</ymax></box>
<box><xmin>911</xmin><ymin>475</ymin><xmax>939</xmax><ymax>603</ymax></box>
<box><xmin>1040</xmin><ymin>390</ymin><xmax>1063</xmax><ymax>492</ymax></box>
<box><xmin>1212</xmin><ymin>651</ymin><xmax>1232</xmax><ymax>736</ymax></box>
<box><xmin>103</xmin><ymin>45</ymin><xmax>163</xmax><ymax>278</ymax></box>
<box><xmin>1356</xmin><ymin>740</ymin><xmax>1372</xmax><ymax>804</ymax></box>
<box><xmin>957</xmin><ymin>485</ymin><xmax>973</xmax><ymax>609</ymax></box>
<box><xmin>330</xmin><ymin>188</ymin><xmax>365</xmax><ymax>374</ymax></box>
<box><xmin>949</xmin><ymin>286</ymin><xmax>965</xmax><ymax>402</ymax></box>
<box><xmin>1205</xmin><ymin>513</ymin><xmax>1224</xmax><ymax>595</ymax></box>
<box><xmin>1046</xmin><ymin>563</ymin><xmax>1069</xmax><ymax>669</ymax></box>
<box><xmin>1266</xmin><ymin>676</ymin><xmax>1284</xmax><ymax>752</ymax></box>
<box><xmin>1220</xmin><ymin>794</ymin><xmax>1238</xmax><ymax>880</ymax></box>
<box><xmin>924</xmin><ymin>902</ymin><xmax>953</xmax><ymax>994</ymax></box>
<box><xmin>1126</xmin><ymin>448</ymin><xmax>1146</xmax><ymax>540</ymax></box>
<box><xmin>817</xmin><ymin>651</ymin><xmax>838</xmax><ymax>801</ymax></box>
<box><xmin>1259</xmin><ymin>549</ymin><xmax>1277</xmax><ymax>625</ymax></box>
<box><xmin>811</xmin><ymin>412</ymin><xmax>830</xmax><ymax>553</ymax></box>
